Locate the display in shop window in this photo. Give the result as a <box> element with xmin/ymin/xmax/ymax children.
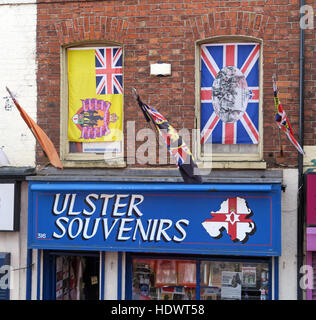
<box><xmin>131</xmin><ymin>257</ymin><xmax>270</xmax><ymax>300</ymax></box>
<box><xmin>177</xmin><ymin>261</ymin><xmax>196</xmax><ymax>286</ymax></box>
<box><xmin>221</xmin><ymin>271</ymin><xmax>242</xmax><ymax>300</ymax></box>
<box><xmin>242</xmin><ymin>267</ymin><xmax>256</xmax><ymax>287</ymax></box>
<box><xmin>199</xmin><ymin>260</ymin><xmax>270</xmax><ymax>300</ymax></box>
<box><xmin>132</xmin><ymin>259</ymin><xmax>197</xmax><ymax>300</ymax></box>
<box><xmin>155</xmin><ymin>260</ymin><xmax>177</xmax><ymax>286</ymax></box>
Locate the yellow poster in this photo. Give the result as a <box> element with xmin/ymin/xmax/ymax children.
<box><xmin>67</xmin><ymin>47</ymin><xmax>123</xmax><ymax>142</ymax></box>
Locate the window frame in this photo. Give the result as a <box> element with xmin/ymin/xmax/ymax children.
<box><xmin>60</xmin><ymin>41</ymin><xmax>126</xmax><ymax>168</ymax></box>
<box><xmin>194</xmin><ymin>36</ymin><xmax>265</xmax><ymax>169</ymax></box>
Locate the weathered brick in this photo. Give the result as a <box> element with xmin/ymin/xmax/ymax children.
<box><xmin>35</xmin><ymin>0</ymin><xmax>314</xmax><ymax>168</ymax></box>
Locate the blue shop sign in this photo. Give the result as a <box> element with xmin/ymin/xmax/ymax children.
<box><xmin>28</xmin><ymin>182</ymin><xmax>281</xmax><ymax>256</ymax></box>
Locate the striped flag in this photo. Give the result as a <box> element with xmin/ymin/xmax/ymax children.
<box><xmin>273</xmin><ymin>79</ymin><xmax>305</xmax><ymax>155</ymax></box>
<box><xmin>134</xmin><ymin>91</ymin><xmax>202</xmax><ymax>184</ymax></box>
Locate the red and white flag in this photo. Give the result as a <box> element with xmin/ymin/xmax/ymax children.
<box><xmin>273</xmin><ymin>79</ymin><xmax>305</xmax><ymax>155</ymax></box>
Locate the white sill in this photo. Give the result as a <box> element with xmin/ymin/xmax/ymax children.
<box><xmin>61</xmin><ymin>159</ymin><xmax>126</xmax><ymax>168</ymax></box>
<box><xmin>197</xmin><ymin>161</ymin><xmax>267</xmax><ymax>169</ymax></box>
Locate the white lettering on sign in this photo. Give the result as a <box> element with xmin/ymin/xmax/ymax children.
<box><xmin>52</xmin><ymin>193</ymin><xmax>144</xmax><ymax>217</ymax></box>
<box><xmin>50</xmin><ymin>193</ymin><xmax>189</xmax><ymax>243</ymax></box>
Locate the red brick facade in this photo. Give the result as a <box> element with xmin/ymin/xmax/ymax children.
<box><xmin>36</xmin><ymin>0</ymin><xmax>313</xmax><ymax>168</ymax></box>
<box><xmin>304</xmin><ymin>0</ymin><xmax>316</xmax><ymax>147</ymax></box>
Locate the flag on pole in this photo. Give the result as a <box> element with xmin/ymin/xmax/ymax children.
<box><xmin>134</xmin><ymin>89</ymin><xmax>202</xmax><ymax>184</ymax></box>
<box><xmin>6</xmin><ymin>87</ymin><xmax>63</xmax><ymax>169</ymax></box>
<box><xmin>273</xmin><ymin>78</ymin><xmax>305</xmax><ymax>155</ymax></box>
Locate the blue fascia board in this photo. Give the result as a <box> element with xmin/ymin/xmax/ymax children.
<box><xmin>29</xmin><ymin>182</ymin><xmax>274</xmax><ymax>192</ymax></box>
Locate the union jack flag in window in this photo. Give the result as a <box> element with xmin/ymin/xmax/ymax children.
<box><xmin>200</xmin><ymin>43</ymin><xmax>260</xmax><ymax>145</ymax></box>
<box><xmin>95</xmin><ymin>47</ymin><xmax>123</xmax><ymax>95</ymax></box>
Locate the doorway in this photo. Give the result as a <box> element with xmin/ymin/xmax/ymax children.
<box><xmin>43</xmin><ymin>251</ymin><xmax>99</xmax><ymax>300</ymax></box>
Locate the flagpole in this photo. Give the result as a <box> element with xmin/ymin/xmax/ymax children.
<box><xmin>6</xmin><ymin>87</ymin><xmax>63</xmax><ymax>169</ymax></box>
<box><xmin>278</xmin><ymin>130</ymin><xmax>284</xmax><ymax>157</ymax></box>
<box><xmin>6</xmin><ymin>87</ymin><xmax>44</xmax><ymax>152</ymax></box>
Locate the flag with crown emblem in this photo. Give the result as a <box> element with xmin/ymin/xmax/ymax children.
<box><xmin>67</xmin><ymin>47</ymin><xmax>123</xmax><ymax>143</ymax></box>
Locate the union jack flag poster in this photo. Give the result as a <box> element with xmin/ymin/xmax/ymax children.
<box><xmin>95</xmin><ymin>47</ymin><xmax>123</xmax><ymax>95</ymax></box>
<box><xmin>200</xmin><ymin>43</ymin><xmax>260</xmax><ymax>145</ymax></box>
<box><xmin>67</xmin><ymin>47</ymin><xmax>123</xmax><ymax>143</ymax></box>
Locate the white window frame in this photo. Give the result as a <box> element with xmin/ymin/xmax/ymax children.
<box><xmin>60</xmin><ymin>41</ymin><xmax>125</xmax><ymax>168</ymax></box>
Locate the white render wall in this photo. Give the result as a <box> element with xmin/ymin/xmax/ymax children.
<box><xmin>0</xmin><ymin>0</ymin><xmax>37</xmax><ymax>300</ymax></box>
<box><xmin>0</xmin><ymin>0</ymin><xmax>37</xmax><ymax>167</ymax></box>
<box><xmin>279</xmin><ymin>168</ymin><xmax>298</xmax><ymax>300</ymax></box>
<box><xmin>0</xmin><ymin>181</ymin><xmax>28</xmax><ymax>299</ymax></box>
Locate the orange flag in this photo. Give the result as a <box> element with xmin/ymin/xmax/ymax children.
<box><xmin>6</xmin><ymin>87</ymin><xmax>63</xmax><ymax>169</ymax></box>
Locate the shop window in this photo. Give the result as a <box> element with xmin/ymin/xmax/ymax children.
<box><xmin>195</xmin><ymin>38</ymin><xmax>264</xmax><ymax>166</ymax></box>
<box><xmin>130</xmin><ymin>256</ymin><xmax>270</xmax><ymax>300</ymax></box>
<box><xmin>200</xmin><ymin>260</ymin><xmax>269</xmax><ymax>300</ymax></box>
<box><xmin>132</xmin><ymin>259</ymin><xmax>196</xmax><ymax>300</ymax></box>
<box><xmin>60</xmin><ymin>43</ymin><xmax>124</xmax><ymax>167</ymax></box>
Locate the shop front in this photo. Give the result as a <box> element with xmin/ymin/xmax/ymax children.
<box><xmin>27</xmin><ymin>181</ymin><xmax>281</xmax><ymax>300</ymax></box>
<box><xmin>306</xmin><ymin>173</ymin><xmax>316</xmax><ymax>300</ymax></box>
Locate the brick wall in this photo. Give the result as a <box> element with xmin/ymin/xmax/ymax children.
<box><xmin>304</xmin><ymin>0</ymin><xmax>316</xmax><ymax>147</ymax></box>
<box><xmin>0</xmin><ymin>1</ymin><xmax>37</xmax><ymax>167</ymax></box>
<box><xmin>36</xmin><ymin>0</ymin><xmax>309</xmax><ymax>168</ymax></box>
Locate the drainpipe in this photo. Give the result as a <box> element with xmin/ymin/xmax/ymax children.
<box><xmin>297</xmin><ymin>0</ymin><xmax>305</xmax><ymax>301</ymax></box>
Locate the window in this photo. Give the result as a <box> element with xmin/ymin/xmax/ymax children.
<box><xmin>196</xmin><ymin>38</ymin><xmax>264</xmax><ymax>167</ymax></box>
<box><xmin>60</xmin><ymin>43</ymin><xmax>124</xmax><ymax>167</ymax></box>
<box><xmin>129</xmin><ymin>256</ymin><xmax>271</xmax><ymax>300</ymax></box>
<box><xmin>200</xmin><ymin>260</ymin><xmax>269</xmax><ymax>300</ymax></box>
